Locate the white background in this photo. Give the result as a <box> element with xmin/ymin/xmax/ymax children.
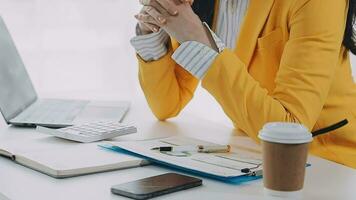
<box><xmin>0</xmin><ymin>0</ymin><xmax>355</xmax><ymax>127</ymax></box>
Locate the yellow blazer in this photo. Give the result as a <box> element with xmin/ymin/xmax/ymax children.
<box><xmin>137</xmin><ymin>0</ymin><xmax>356</xmax><ymax>168</ymax></box>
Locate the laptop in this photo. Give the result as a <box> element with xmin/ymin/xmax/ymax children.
<box><xmin>0</xmin><ymin>16</ymin><xmax>130</xmax><ymax>128</ymax></box>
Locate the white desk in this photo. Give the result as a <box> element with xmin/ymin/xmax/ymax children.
<box><xmin>0</xmin><ymin>1</ymin><xmax>355</xmax><ymax>199</ymax></box>
<box><xmin>0</xmin><ymin>99</ymin><xmax>355</xmax><ymax>200</ymax></box>
<box><xmin>0</xmin><ymin>193</ymin><xmax>9</xmax><ymax>200</ymax></box>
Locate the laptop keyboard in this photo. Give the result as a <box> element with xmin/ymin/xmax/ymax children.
<box><xmin>13</xmin><ymin>99</ymin><xmax>88</xmax><ymax>124</ymax></box>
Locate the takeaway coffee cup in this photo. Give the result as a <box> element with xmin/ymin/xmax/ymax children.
<box><xmin>258</xmin><ymin>122</ymin><xmax>313</xmax><ymax>199</ymax></box>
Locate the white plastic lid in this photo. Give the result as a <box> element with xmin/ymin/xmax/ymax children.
<box><xmin>258</xmin><ymin>122</ymin><xmax>313</xmax><ymax>144</ymax></box>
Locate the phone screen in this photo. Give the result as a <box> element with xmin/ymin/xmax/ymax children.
<box><xmin>111</xmin><ymin>173</ymin><xmax>202</xmax><ymax>200</ymax></box>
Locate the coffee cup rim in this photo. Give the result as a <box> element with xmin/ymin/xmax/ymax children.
<box><xmin>258</xmin><ymin>122</ymin><xmax>313</xmax><ymax>144</ymax></box>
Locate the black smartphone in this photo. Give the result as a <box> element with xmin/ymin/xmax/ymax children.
<box><xmin>111</xmin><ymin>173</ymin><xmax>203</xmax><ymax>200</ymax></box>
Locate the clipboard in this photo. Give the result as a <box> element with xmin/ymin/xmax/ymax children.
<box><xmin>100</xmin><ymin>136</ymin><xmax>264</xmax><ymax>184</ymax></box>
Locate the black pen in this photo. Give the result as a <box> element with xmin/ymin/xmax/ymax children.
<box><xmin>151</xmin><ymin>145</ymin><xmax>231</xmax><ymax>153</ymax></box>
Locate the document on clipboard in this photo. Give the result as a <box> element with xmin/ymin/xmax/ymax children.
<box><xmin>102</xmin><ymin>136</ymin><xmax>263</xmax><ymax>183</ymax></box>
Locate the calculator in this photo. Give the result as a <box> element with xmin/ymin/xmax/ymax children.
<box><xmin>36</xmin><ymin>121</ymin><xmax>137</xmax><ymax>143</ymax></box>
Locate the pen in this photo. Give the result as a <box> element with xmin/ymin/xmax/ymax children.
<box><xmin>151</xmin><ymin>145</ymin><xmax>231</xmax><ymax>153</ymax></box>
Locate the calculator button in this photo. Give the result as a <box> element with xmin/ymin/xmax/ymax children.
<box><xmin>37</xmin><ymin>121</ymin><xmax>137</xmax><ymax>143</ymax></box>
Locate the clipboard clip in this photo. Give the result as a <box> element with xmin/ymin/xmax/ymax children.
<box><xmin>241</xmin><ymin>165</ymin><xmax>263</xmax><ymax>177</ymax></box>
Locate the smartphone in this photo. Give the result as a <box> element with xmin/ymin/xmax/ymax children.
<box><xmin>111</xmin><ymin>173</ymin><xmax>203</xmax><ymax>200</ymax></box>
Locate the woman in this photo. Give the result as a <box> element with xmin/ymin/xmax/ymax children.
<box><xmin>130</xmin><ymin>0</ymin><xmax>356</xmax><ymax>169</ymax></box>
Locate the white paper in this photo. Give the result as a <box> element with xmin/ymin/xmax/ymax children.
<box><xmin>109</xmin><ymin>136</ymin><xmax>263</xmax><ymax>178</ymax></box>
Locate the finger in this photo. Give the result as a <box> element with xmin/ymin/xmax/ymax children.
<box><xmin>140</xmin><ymin>0</ymin><xmax>172</xmax><ymax>16</ymax></box>
<box><xmin>178</xmin><ymin>0</ymin><xmax>194</xmax><ymax>5</ymax></box>
<box><xmin>144</xmin><ymin>6</ymin><xmax>167</xmax><ymax>25</ymax></box>
<box><xmin>135</xmin><ymin>13</ymin><xmax>162</xmax><ymax>33</ymax></box>
<box><xmin>141</xmin><ymin>22</ymin><xmax>160</xmax><ymax>33</ymax></box>
<box><xmin>135</xmin><ymin>14</ymin><xmax>156</xmax><ymax>32</ymax></box>
<box><xmin>135</xmin><ymin>13</ymin><xmax>159</xmax><ymax>25</ymax></box>
<box><xmin>139</xmin><ymin>0</ymin><xmax>162</xmax><ymax>9</ymax></box>
<box><xmin>156</xmin><ymin>0</ymin><xmax>178</xmax><ymax>15</ymax></box>
<box><xmin>135</xmin><ymin>14</ymin><xmax>160</xmax><ymax>32</ymax></box>
<box><xmin>139</xmin><ymin>0</ymin><xmax>154</xmax><ymax>6</ymax></box>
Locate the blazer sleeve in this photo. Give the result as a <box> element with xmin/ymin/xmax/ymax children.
<box><xmin>138</xmin><ymin>39</ymin><xmax>199</xmax><ymax>120</ymax></box>
<box><xmin>201</xmin><ymin>0</ymin><xmax>347</xmax><ymax>141</ymax></box>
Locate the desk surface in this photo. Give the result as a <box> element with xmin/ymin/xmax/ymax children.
<box><xmin>0</xmin><ymin>1</ymin><xmax>354</xmax><ymax>199</ymax></box>
<box><xmin>0</xmin><ymin>99</ymin><xmax>355</xmax><ymax>200</ymax></box>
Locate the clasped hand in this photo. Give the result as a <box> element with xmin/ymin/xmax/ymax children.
<box><xmin>135</xmin><ymin>0</ymin><xmax>216</xmax><ymax>50</ymax></box>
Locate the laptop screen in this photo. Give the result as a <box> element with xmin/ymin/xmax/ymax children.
<box><xmin>0</xmin><ymin>17</ymin><xmax>37</xmax><ymax>122</ymax></box>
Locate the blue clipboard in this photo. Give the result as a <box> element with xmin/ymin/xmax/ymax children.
<box><xmin>99</xmin><ymin>144</ymin><xmax>263</xmax><ymax>184</ymax></box>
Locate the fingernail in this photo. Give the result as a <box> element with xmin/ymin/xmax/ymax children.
<box><xmin>173</xmin><ymin>10</ymin><xmax>178</xmax><ymax>15</ymax></box>
<box><xmin>158</xmin><ymin>17</ymin><xmax>166</xmax><ymax>23</ymax></box>
<box><xmin>153</xmin><ymin>27</ymin><xmax>158</xmax><ymax>32</ymax></box>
